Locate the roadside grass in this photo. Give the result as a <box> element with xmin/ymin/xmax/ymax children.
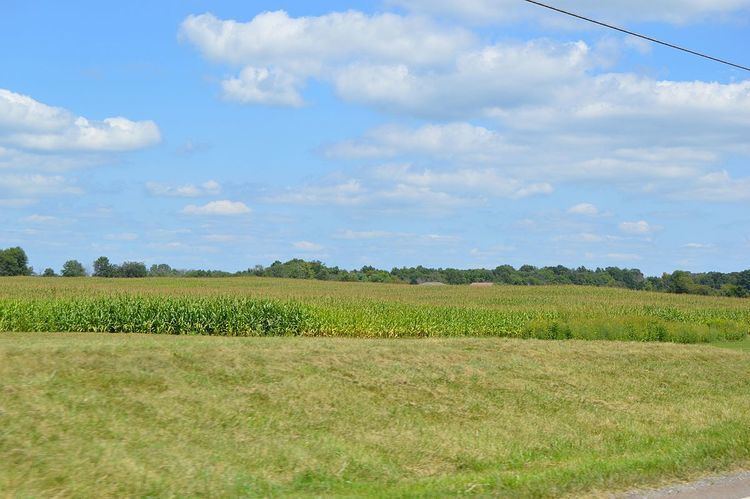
<box><xmin>1</xmin><ymin>333</ymin><xmax>749</xmax><ymax>497</ymax></box>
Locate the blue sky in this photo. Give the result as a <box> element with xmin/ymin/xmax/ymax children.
<box><xmin>1</xmin><ymin>0</ymin><xmax>749</xmax><ymax>275</ymax></box>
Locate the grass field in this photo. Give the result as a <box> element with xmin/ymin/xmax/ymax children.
<box><xmin>1</xmin><ymin>333</ymin><xmax>749</xmax><ymax>497</ymax></box>
<box><xmin>2</xmin><ymin>278</ymin><xmax>749</xmax><ymax>496</ymax></box>
<box><xmin>1</xmin><ymin>277</ymin><xmax>749</xmax><ymax>343</ymax></box>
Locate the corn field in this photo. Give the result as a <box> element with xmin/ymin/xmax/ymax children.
<box><xmin>0</xmin><ymin>277</ymin><xmax>748</xmax><ymax>342</ymax></box>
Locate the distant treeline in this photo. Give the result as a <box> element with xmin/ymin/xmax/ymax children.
<box><xmin>242</xmin><ymin>259</ymin><xmax>750</xmax><ymax>298</ymax></box>
<box><xmin>2</xmin><ymin>246</ymin><xmax>749</xmax><ymax>298</ymax></box>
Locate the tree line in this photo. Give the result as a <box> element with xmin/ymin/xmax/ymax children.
<box><xmin>2</xmin><ymin>247</ymin><xmax>748</xmax><ymax>298</ymax></box>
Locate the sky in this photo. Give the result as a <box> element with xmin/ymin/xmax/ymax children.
<box><xmin>1</xmin><ymin>0</ymin><xmax>749</xmax><ymax>275</ymax></box>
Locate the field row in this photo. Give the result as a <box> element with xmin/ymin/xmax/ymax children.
<box><xmin>1</xmin><ymin>295</ymin><xmax>748</xmax><ymax>343</ymax></box>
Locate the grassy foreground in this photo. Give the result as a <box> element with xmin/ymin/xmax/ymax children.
<box><xmin>2</xmin><ymin>333</ymin><xmax>749</xmax><ymax>497</ymax></box>
<box><xmin>1</xmin><ymin>277</ymin><xmax>749</xmax><ymax>343</ymax></box>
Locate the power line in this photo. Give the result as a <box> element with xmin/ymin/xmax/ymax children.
<box><xmin>523</xmin><ymin>0</ymin><xmax>750</xmax><ymax>72</ymax></box>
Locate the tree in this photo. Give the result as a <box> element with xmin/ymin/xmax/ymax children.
<box><xmin>93</xmin><ymin>256</ymin><xmax>114</xmax><ymax>277</ymax></box>
<box><xmin>42</xmin><ymin>268</ymin><xmax>57</xmax><ymax>277</ymax></box>
<box><xmin>119</xmin><ymin>261</ymin><xmax>148</xmax><ymax>278</ymax></box>
<box><xmin>737</xmin><ymin>270</ymin><xmax>750</xmax><ymax>293</ymax></box>
<box><xmin>149</xmin><ymin>263</ymin><xmax>174</xmax><ymax>277</ymax></box>
<box><xmin>0</xmin><ymin>247</ymin><xmax>32</xmax><ymax>276</ymax></box>
<box><xmin>61</xmin><ymin>260</ymin><xmax>86</xmax><ymax>277</ymax></box>
<box><xmin>668</xmin><ymin>271</ymin><xmax>694</xmax><ymax>294</ymax></box>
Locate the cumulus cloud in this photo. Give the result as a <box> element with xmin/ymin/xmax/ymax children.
<box><xmin>0</xmin><ymin>89</ymin><xmax>160</xmax><ymax>152</ymax></box>
<box><xmin>0</xmin><ymin>88</ymin><xmax>160</xmax><ymax>206</ymax></box>
<box><xmin>568</xmin><ymin>203</ymin><xmax>599</xmax><ymax>216</ymax></box>
<box><xmin>619</xmin><ymin>220</ymin><xmax>660</xmax><ymax>235</ymax></box>
<box><xmin>180</xmin><ymin>11</ymin><xmax>473</xmax><ymax>67</ymax></box>
<box><xmin>0</xmin><ymin>173</ymin><xmax>82</xmax><ymax>196</ymax></box>
<box><xmin>333</xmin><ymin>40</ymin><xmax>591</xmax><ymax>118</ymax></box>
<box><xmin>222</xmin><ymin>67</ymin><xmax>304</xmax><ymax>106</ymax></box>
<box><xmin>324</xmin><ymin>122</ymin><xmax>523</xmax><ymax>161</ymax></box>
<box><xmin>104</xmin><ymin>233</ymin><xmax>139</xmax><ymax>241</ymax></box>
<box><xmin>606</xmin><ymin>252</ymin><xmax>643</xmax><ymax>261</ymax></box>
<box><xmin>181</xmin><ymin>8</ymin><xmax>750</xmax><ymax>130</ymax></box>
<box><xmin>267</xmin><ymin>180</ymin><xmax>367</xmax><ymax>206</ymax></box>
<box><xmin>180</xmin><ymin>10</ymin><xmax>473</xmax><ymax>108</ymax></box>
<box><xmin>678</xmin><ymin>170</ymin><xmax>750</xmax><ymax>202</ymax></box>
<box><xmin>181</xmin><ymin>200</ymin><xmax>251</xmax><ymax>216</ymax></box>
<box><xmin>293</xmin><ymin>240</ymin><xmax>324</xmax><ymax>251</ymax></box>
<box><xmin>335</xmin><ymin>229</ymin><xmax>459</xmax><ymax>243</ymax></box>
<box><xmin>373</xmin><ymin>163</ymin><xmax>553</xmax><ymax>199</ymax></box>
<box><xmin>322</xmin><ymin>115</ymin><xmax>749</xmax><ymax>199</ymax></box>
<box><xmin>146</xmin><ymin>180</ymin><xmax>221</xmax><ymax>197</ymax></box>
<box><xmin>389</xmin><ymin>0</ymin><xmax>750</xmax><ymax>24</ymax></box>
<box><xmin>23</xmin><ymin>214</ymin><xmax>58</xmax><ymax>224</ymax></box>
<box><xmin>500</xmin><ymin>77</ymin><xmax>750</xmax><ymax>149</ymax></box>
<box><xmin>571</xmin><ymin>233</ymin><xmax>605</xmax><ymax>243</ymax></box>
<box><xmin>181</xmin><ymin>8</ymin><xmax>750</xmax><ymax>207</ymax></box>
<box><xmin>264</xmin><ymin>162</ymin><xmax>551</xmax><ymax>215</ymax></box>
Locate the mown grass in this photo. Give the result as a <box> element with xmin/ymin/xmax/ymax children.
<box><xmin>713</xmin><ymin>337</ymin><xmax>750</xmax><ymax>352</ymax></box>
<box><xmin>1</xmin><ymin>333</ymin><xmax>749</xmax><ymax>497</ymax></box>
<box><xmin>0</xmin><ymin>277</ymin><xmax>748</xmax><ymax>343</ymax></box>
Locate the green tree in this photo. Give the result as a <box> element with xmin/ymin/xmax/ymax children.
<box><xmin>669</xmin><ymin>271</ymin><xmax>694</xmax><ymax>294</ymax></box>
<box><xmin>93</xmin><ymin>256</ymin><xmax>114</xmax><ymax>277</ymax></box>
<box><xmin>42</xmin><ymin>268</ymin><xmax>57</xmax><ymax>277</ymax></box>
<box><xmin>61</xmin><ymin>260</ymin><xmax>86</xmax><ymax>277</ymax></box>
<box><xmin>737</xmin><ymin>270</ymin><xmax>750</xmax><ymax>293</ymax></box>
<box><xmin>119</xmin><ymin>261</ymin><xmax>148</xmax><ymax>278</ymax></box>
<box><xmin>149</xmin><ymin>263</ymin><xmax>174</xmax><ymax>277</ymax></box>
<box><xmin>0</xmin><ymin>247</ymin><xmax>32</xmax><ymax>276</ymax></box>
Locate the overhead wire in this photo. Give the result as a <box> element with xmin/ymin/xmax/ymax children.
<box><xmin>522</xmin><ymin>0</ymin><xmax>750</xmax><ymax>72</ymax></box>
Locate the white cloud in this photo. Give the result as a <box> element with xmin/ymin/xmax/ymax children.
<box><xmin>267</xmin><ymin>180</ymin><xmax>367</xmax><ymax>206</ymax></box>
<box><xmin>23</xmin><ymin>214</ymin><xmax>58</xmax><ymax>224</ymax></box>
<box><xmin>568</xmin><ymin>203</ymin><xmax>599</xmax><ymax>216</ymax></box>
<box><xmin>203</xmin><ymin>234</ymin><xmax>239</xmax><ymax>243</ymax></box>
<box><xmin>606</xmin><ymin>252</ymin><xmax>643</xmax><ymax>261</ymax></box>
<box><xmin>181</xmin><ymin>10</ymin><xmax>474</xmax><ymax>107</ymax></box>
<box><xmin>684</xmin><ymin>242</ymin><xmax>714</xmax><ymax>249</ymax></box>
<box><xmin>554</xmin><ymin>232</ymin><xmax>606</xmax><ymax>243</ymax></box>
<box><xmin>679</xmin><ymin>170</ymin><xmax>750</xmax><ymax>202</ymax></box>
<box><xmin>374</xmin><ymin>164</ymin><xmax>553</xmax><ymax>199</ymax></box>
<box><xmin>222</xmin><ymin>67</ymin><xmax>304</xmax><ymax>106</ymax></box>
<box><xmin>182</xmin><ymin>9</ymin><xmax>750</xmax><ymax>206</ymax></box>
<box><xmin>324</xmin><ymin>122</ymin><xmax>523</xmax><ymax>161</ymax></box>
<box><xmin>104</xmin><ymin>233</ymin><xmax>139</xmax><ymax>241</ymax></box>
<box><xmin>336</xmin><ymin>229</ymin><xmax>459</xmax><ymax>244</ymax></box>
<box><xmin>619</xmin><ymin>220</ymin><xmax>660</xmax><ymax>235</ymax></box>
<box><xmin>322</xmin><ymin>118</ymin><xmax>746</xmax><ymax>198</ymax></box>
<box><xmin>0</xmin><ymin>198</ymin><xmax>35</xmax><ymax>207</ymax></box>
<box><xmin>293</xmin><ymin>240</ymin><xmax>324</xmax><ymax>251</ymax></box>
<box><xmin>0</xmin><ymin>89</ymin><xmax>160</xmax><ymax>152</ymax></box>
<box><xmin>333</xmin><ymin>40</ymin><xmax>591</xmax><ymax>118</ymax></box>
<box><xmin>336</xmin><ymin>230</ymin><xmax>399</xmax><ymax>240</ymax></box>
<box><xmin>146</xmin><ymin>180</ymin><xmax>221</xmax><ymax>197</ymax></box>
<box><xmin>181</xmin><ymin>200</ymin><xmax>251</xmax><ymax>216</ymax></box>
<box><xmin>265</xmin><ymin>163</ymin><xmax>551</xmax><ymax>215</ymax></box>
<box><xmin>0</xmin><ymin>173</ymin><xmax>82</xmax><ymax>196</ymax></box>
<box><xmin>469</xmin><ymin>244</ymin><xmax>515</xmax><ymax>258</ymax></box>
<box><xmin>180</xmin><ymin>9</ymin><xmax>750</xmax><ymax>140</ymax></box>
<box><xmin>180</xmin><ymin>11</ymin><xmax>473</xmax><ymax>67</ymax></box>
<box><xmin>389</xmin><ymin>0</ymin><xmax>750</xmax><ymax>24</ymax></box>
